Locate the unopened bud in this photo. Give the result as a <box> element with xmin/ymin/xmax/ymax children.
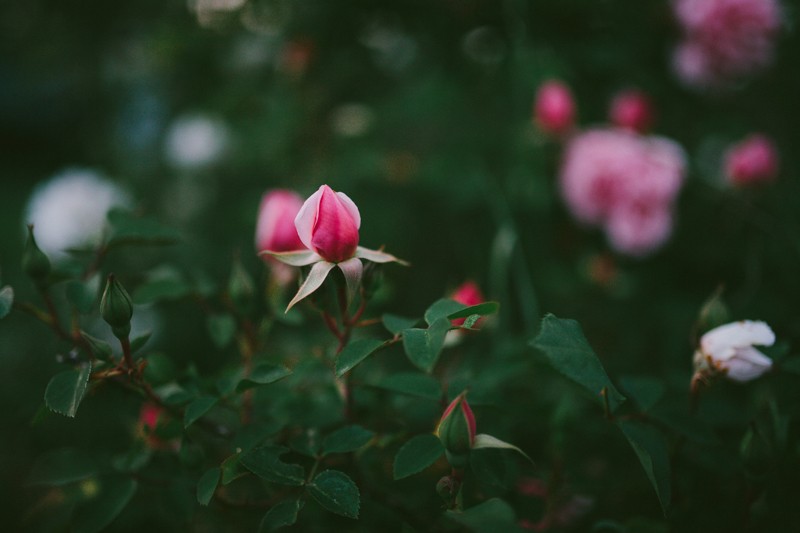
<box><xmin>100</xmin><ymin>274</ymin><xmax>133</xmax><ymax>338</ymax></box>
<box><xmin>436</xmin><ymin>392</ymin><xmax>476</xmax><ymax>467</ymax></box>
<box><xmin>22</xmin><ymin>225</ymin><xmax>51</xmax><ymax>287</ymax></box>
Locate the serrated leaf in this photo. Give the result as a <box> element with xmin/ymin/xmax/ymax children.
<box><xmin>424</xmin><ymin>299</ymin><xmax>499</xmax><ymax>326</ymax></box>
<box><xmin>616</xmin><ymin>420</ymin><xmax>671</xmax><ymax>515</ymax></box>
<box><xmin>335</xmin><ymin>338</ymin><xmax>386</xmax><ymax>377</ymax></box>
<box><xmin>221</xmin><ymin>452</ymin><xmax>247</xmax><ymax>485</ymax></box>
<box><xmin>236</xmin><ymin>364</ymin><xmax>292</xmax><ymax>392</ymax></box>
<box><xmin>44</xmin><ymin>362</ymin><xmax>92</xmax><ymax>418</ymax></box>
<box><xmin>370</xmin><ymin>372</ymin><xmax>442</xmax><ymax>400</ymax></box>
<box><xmin>130</xmin><ymin>331</ymin><xmax>151</xmax><ymax>354</ymax></box>
<box><xmin>65</xmin><ymin>275</ymin><xmax>100</xmax><ymax>314</ymax></box>
<box><xmin>183</xmin><ymin>396</ymin><xmax>217</xmax><ymax>428</ymax></box>
<box><xmin>197</xmin><ymin>468</ymin><xmax>220</xmax><ymax>506</ymax></box>
<box><xmin>446</xmin><ymin>498</ymin><xmax>516</xmax><ymax>532</ymax></box>
<box><xmin>307</xmin><ymin>470</ymin><xmax>360</xmax><ymax>519</ymax></box>
<box><xmin>472</xmin><ymin>434</ymin><xmax>535</xmax><ymax>466</ymax></box>
<box><xmin>259</xmin><ymin>499</ymin><xmax>303</xmax><ymax>532</ymax></box>
<box><xmin>323</xmin><ymin>425</ymin><xmax>374</xmax><ymax>455</ymax></box>
<box><xmin>80</xmin><ymin>332</ymin><xmax>113</xmax><ymax>360</ymax></box>
<box><xmin>532</xmin><ymin>314</ymin><xmax>626</xmax><ymax>412</ymax></box>
<box><xmin>0</xmin><ymin>285</ymin><xmax>13</xmax><ymax>319</ymax></box>
<box><xmin>382</xmin><ymin>314</ymin><xmax>419</xmax><ymax>335</ymax></box>
<box><xmin>393</xmin><ymin>434</ymin><xmax>444</xmax><ymax>480</ymax></box>
<box><xmin>446</xmin><ymin>302</ymin><xmax>499</xmax><ymax>321</ymax></box>
<box><xmin>402</xmin><ymin>317</ymin><xmax>451</xmax><ymax>373</ymax></box>
<box><xmin>72</xmin><ymin>476</ymin><xmax>137</xmax><ymax>533</ymax></box>
<box><xmin>240</xmin><ymin>446</ymin><xmax>305</xmax><ymax>486</ymax></box>
<box><xmin>26</xmin><ymin>448</ymin><xmax>98</xmax><ymax>486</ymax></box>
<box><xmin>207</xmin><ymin>314</ymin><xmax>237</xmax><ymax>349</ymax></box>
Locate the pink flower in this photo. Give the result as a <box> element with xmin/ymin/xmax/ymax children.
<box><xmin>559</xmin><ymin>129</ymin><xmax>686</xmax><ymax>256</ymax></box>
<box><xmin>534</xmin><ymin>80</ymin><xmax>576</xmax><ymax>137</ymax></box>
<box><xmin>255</xmin><ymin>190</ymin><xmax>306</xmax><ymax>256</ymax></box>
<box><xmin>609</xmin><ymin>90</ymin><xmax>654</xmax><ymax>133</ymax></box>
<box><xmin>295</xmin><ymin>185</ymin><xmax>361</xmax><ymax>263</ymax></box>
<box><xmin>724</xmin><ymin>134</ymin><xmax>779</xmax><ymax>185</ymax></box>
<box><xmin>450</xmin><ymin>281</ymin><xmax>485</xmax><ymax>327</ymax></box>
<box><xmin>672</xmin><ymin>0</ymin><xmax>782</xmax><ymax>87</ymax></box>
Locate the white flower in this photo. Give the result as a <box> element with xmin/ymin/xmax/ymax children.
<box><xmin>163</xmin><ymin>114</ymin><xmax>230</xmax><ymax>170</ymax></box>
<box><xmin>24</xmin><ymin>168</ymin><xmax>131</xmax><ymax>260</ymax></box>
<box><xmin>694</xmin><ymin>320</ymin><xmax>774</xmax><ymax>382</ymax></box>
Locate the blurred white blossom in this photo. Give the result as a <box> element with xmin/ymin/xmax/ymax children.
<box><xmin>694</xmin><ymin>320</ymin><xmax>774</xmax><ymax>382</ymax></box>
<box><xmin>163</xmin><ymin>114</ymin><xmax>231</xmax><ymax>170</ymax></box>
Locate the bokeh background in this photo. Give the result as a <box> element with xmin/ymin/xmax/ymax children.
<box><xmin>2</xmin><ymin>0</ymin><xmax>800</xmax><ymax>530</ymax></box>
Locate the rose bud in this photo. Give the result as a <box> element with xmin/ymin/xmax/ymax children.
<box><xmin>533</xmin><ymin>80</ymin><xmax>576</xmax><ymax>137</ymax></box>
<box><xmin>22</xmin><ymin>225</ymin><xmax>51</xmax><ymax>287</ymax></box>
<box><xmin>255</xmin><ymin>190</ymin><xmax>306</xmax><ymax>257</ymax></box>
<box><xmin>295</xmin><ymin>185</ymin><xmax>361</xmax><ymax>263</ymax></box>
<box><xmin>100</xmin><ymin>274</ymin><xmax>133</xmax><ymax>339</ymax></box>
<box><xmin>450</xmin><ymin>281</ymin><xmax>485</xmax><ymax>327</ymax></box>
<box><xmin>436</xmin><ymin>392</ymin><xmax>476</xmax><ymax>467</ymax></box>
<box><xmin>609</xmin><ymin>89</ymin><xmax>654</xmax><ymax>133</ymax></box>
<box><xmin>693</xmin><ymin>320</ymin><xmax>774</xmax><ymax>383</ymax></box>
<box><xmin>724</xmin><ymin>134</ymin><xmax>779</xmax><ymax>186</ymax></box>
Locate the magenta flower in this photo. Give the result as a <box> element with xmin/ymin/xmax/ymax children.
<box><xmin>450</xmin><ymin>281</ymin><xmax>485</xmax><ymax>327</ymax></box>
<box><xmin>672</xmin><ymin>0</ymin><xmax>782</xmax><ymax>88</ymax></box>
<box><xmin>533</xmin><ymin>80</ymin><xmax>576</xmax><ymax>137</ymax></box>
<box><xmin>724</xmin><ymin>134</ymin><xmax>779</xmax><ymax>186</ymax></box>
<box><xmin>261</xmin><ymin>185</ymin><xmax>407</xmax><ymax>311</ymax></box>
<box><xmin>255</xmin><ymin>189</ymin><xmax>306</xmax><ymax>257</ymax></box>
<box><xmin>609</xmin><ymin>90</ymin><xmax>654</xmax><ymax>133</ymax></box>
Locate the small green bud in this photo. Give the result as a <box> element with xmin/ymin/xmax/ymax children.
<box><xmin>436</xmin><ymin>392</ymin><xmax>476</xmax><ymax>464</ymax></box>
<box><xmin>100</xmin><ymin>274</ymin><xmax>133</xmax><ymax>338</ymax></box>
<box><xmin>22</xmin><ymin>225</ymin><xmax>51</xmax><ymax>286</ymax></box>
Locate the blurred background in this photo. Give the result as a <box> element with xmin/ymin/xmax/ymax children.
<box><xmin>2</xmin><ymin>0</ymin><xmax>800</xmax><ymax>529</ymax></box>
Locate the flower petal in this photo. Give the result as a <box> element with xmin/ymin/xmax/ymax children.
<box><xmin>355</xmin><ymin>246</ymin><xmax>409</xmax><ymax>266</ymax></box>
<box><xmin>294</xmin><ymin>186</ymin><xmax>324</xmax><ymax>250</ymax></box>
<box><xmin>337</xmin><ymin>257</ymin><xmax>363</xmax><ymax>308</ymax></box>
<box><xmin>335</xmin><ymin>191</ymin><xmax>361</xmax><ymax>229</ymax></box>
<box><xmin>285</xmin><ymin>260</ymin><xmax>336</xmax><ymax>312</ymax></box>
<box><xmin>259</xmin><ymin>249</ymin><xmax>322</xmax><ymax>266</ymax></box>
<box><xmin>701</xmin><ymin>320</ymin><xmax>775</xmax><ymax>359</ymax></box>
<box><xmin>725</xmin><ymin>347</ymin><xmax>773</xmax><ymax>382</ymax></box>
<box><xmin>311</xmin><ymin>186</ymin><xmax>359</xmax><ymax>262</ymax></box>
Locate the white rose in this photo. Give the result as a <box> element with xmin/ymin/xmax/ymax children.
<box><xmin>694</xmin><ymin>320</ymin><xmax>774</xmax><ymax>382</ymax></box>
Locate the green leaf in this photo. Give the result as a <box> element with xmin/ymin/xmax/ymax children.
<box><xmin>133</xmin><ymin>278</ymin><xmax>193</xmax><ymax>305</ymax></box>
<box><xmin>382</xmin><ymin>314</ymin><xmax>419</xmax><ymax>335</ymax></box>
<box><xmin>531</xmin><ymin>314</ymin><xmax>626</xmax><ymax>412</ymax></box>
<box><xmin>183</xmin><ymin>396</ymin><xmax>218</xmax><ymax>428</ymax></box>
<box><xmin>221</xmin><ymin>452</ymin><xmax>247</xmax><ymax>485</ymax></box>
<box><xmin>472</xmin><ymin>434</ymin><xmax>535</xmax><ymax>466</ymax></box>
<box><xmin>323</xmin><ymin>425</ymin><xmax>374</xmax><ymax>455</ymax></box>
<box><xmin>26</xmin><ymin>448</ymin><xmax>98</xmax><ymax>486</ymax></box>
<box><xmin>142</xmin><ymin>353</ymin><xmax>176</xmax><ymax>385</ymax></box>
<box><xmin>107</xmin><ymin>209</ymin><xmax>180</xmax><ymax>247</ymax></box>
<box><xmin>72</xmin><ymin>476</ymin><xmax>138</xmax><ymax>533</ymax></box>
<box><xmin>130</xmin><ymin>331</ymin><xmax>152</xmax><ymax>354</ymax></box>
<box><xmin>197</xmin><ymin>468</ymin><xmax>219</xmax><ymax>506</ymax></box>
<box><xmin>402</xmin><ymin>317</ymin><xmax>451</xmax><ymax>373</ymax></box>
<box><xmin>259</xmin><ymin>499</ymin><xmax>303</xmax><ymax>532</ymax></box>
<box><xmin>335</xmin><ymin>338</ymin><xmax>386</xmax><ymax>377</ymax></box>
<box><xmin>424</xmin><ymin>298</ymin><xmax>499</xmax><ymax>326</ymax></box>
<box><xmin>307</xmin><ymin>470</ymin><xmax>360</xmax><ymax>519</ymax></box>
<box><xmin>446</xmin><ymin>302</ymin><xmax>500</xmax><ymax>321</ymax></box>
<box><xmin>240</xmin><ymin>446</ymin><xmax>305</xmax><ymax>486</ymax></box>
<box><xmin>44</xmin><ymin>362</ymin><xmax>92</xmax><ymax>418</ymax></box>
<box><xmin>619</xmin><ymin>377</ymin><xmax>665</xmax><ymax>412</ymax></box>
<box><xmin>370</xmin><ymin>372</ymin><xmax>442</xmax><ymax>400</ymax></box>
<box><xmin>0</xmin><ymin>285</ymin><xmax>13</xmax><ymax>319</ymax></box>
<box><xmin>446</xmin><ymin>498</ymin><xmax>517</xmax><ymax>532</ymax></box>
<box><xmin>65</xmin><ymin>275</ymin><xmax>100</xmax><ymax>314</ymax></box>
<box><xmin>393</xmin><ymin>434</ymin><xmax>444</xmax><ymax>480</ymax></box>
<box><xmin>207</xmin><ymin>314</ymin><xmax>237</xmax><ymax>349</ymax></box>
<box><xmin>80</xmin><ymin>332</ymin><xmax>113</xmax><ymax>360</ymax></box>
<box><xmin>236</xmin><ymin>364</ymin><xmax>292</xmax><ymax>392</ymax></box>
<box><xmin>616</xmin><ymin>420</ymin><xmax>671</xmax><ymax>515</ymax></box>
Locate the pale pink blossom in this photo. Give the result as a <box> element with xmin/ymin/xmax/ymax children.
<box><xmin>724</xmin><ymin>134</ymin><xmax>779</xmax><ymax>185</ymax></box>
<box><xmin>694</xmin><ymin>320</ymin><xmax>774</xmax><ymax>382</ymax></box>
<box><xmin>559</xmin><ymin>129</ymin><xmax>686</xmax><ymax>256</ymax></box>
<box><xmin>609</xmin><ymin>90</ymin><xmax>654</xmax><ymax>133</ymax></box>
<box><xmin>672</xmin><ymin>0</ymin><xmax>782</xmax><ymax>87</ymax></box>
<box><xmin>534</xmin><ymin>80</ymin><xmax>576</xmax><ymax>137</ymax></box>
<box><xmin>255</xmin><ymin>190</ymin><xmax>306</xmax><ymax>255</ymax></box>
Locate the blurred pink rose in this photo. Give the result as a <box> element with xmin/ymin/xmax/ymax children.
<box><xmin>295</xmin><ymin>185</ymin><xmax>361</xmax><ymax>263</ymax></box>
<box><xmin>450</xmin><ymin>281</ymin><xmax>485</xmax><ymax>327</ymax></box>
<box><xmin>255</xmin><ymin>190</ymin><xmax>306</xmax><ymax>256</ymax></box>
<box><xmin>533</xmin><ymin>80</ymin><xmax>575</xmax><ymax>137</ymax></box>
<box><xmin>672</xmin><ymin>0</ymin><xmax>781</xmax><ymax>87</ymax></box>
<box><xmin>724</xmin><ymin>134</ymin><xmax>779</xmax><ymax>185</ymax></box>
<box><xmin>560</xmin><ymin>129</ymin><xmax>686</xmax><ymax>256</ymax></box>
<box><xmin>609</xmin><ymin>90</ymin><xmax>654</xmax><ymax>133</ymax></box>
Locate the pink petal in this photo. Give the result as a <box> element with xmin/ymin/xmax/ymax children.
<box><xmin>294</xmin><ymin>186</ymin><xmax>325</xmax><ymax>250</ymax></box>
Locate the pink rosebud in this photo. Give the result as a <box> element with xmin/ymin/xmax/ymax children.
<box><xmin>533</xmin><ymin>80</ymin><xmax>576</xmax><ymax>136</ymax></box>
<box><xmin>724</xmin><ymin>134</ymin><xmax>779</xmax><ymax>185</ymax></box>
<box><xmin>609</xmin><ymin>90</ymin><xmax>654</xmax><ymax>133</ymax></box>
<box><xmin>139</xmin><ymin>403</ymin><xmax>162</xmax><ymax>432</ymax></box>
<box><xmin>255</xmin><ymin>190</ymin><xmax>306</xmax><ymax>256</ymax></box>
<box><xmin>137</xmin><ymin>403</ymin><xmax>174</xmax><ymax>450</ymax></box>
<box><xmin>295</xmin><ymin>185</ymin><xmax>361</xmax><ymax>263</ymax></box>
<box><xmin>437</xmin><ymin>392</ymin><xmax>477</xmax><ymax>458</ymax></box>
<box><xmin>450</xmin><ymin>281</ymin><xmax>485</xmax><ymax>327</ymax></box>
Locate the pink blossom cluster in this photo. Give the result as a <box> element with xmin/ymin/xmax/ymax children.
<box><xmin>672</xmin><ymin>0</ymin><xmax>782</xmax><ymax>87</ymax></box>
<box><xmin>560</xmin><ymin>129</ymin><xmax>686</xmax><ymax>256</ymax></box>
